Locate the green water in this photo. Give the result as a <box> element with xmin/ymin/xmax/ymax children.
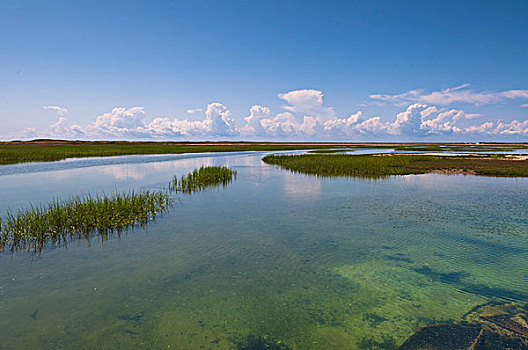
<box><xmin>0</xmin><ymin>152</ymin><xmax>527</xmax><ymax>349</ymax></box>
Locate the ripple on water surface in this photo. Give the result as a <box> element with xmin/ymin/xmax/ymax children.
<box><xmin>0</xmin><ymin>153</ymin><xmax>527</xmax><ymax>349</ymax></box>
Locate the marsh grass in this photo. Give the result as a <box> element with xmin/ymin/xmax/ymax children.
<box><xmin>169</xmin><ymin>165</ymin><xmax>237</xmax><ymax>193</ymax></box>
<box><xmin>262</xmin><ymin>154</ymin><xmax>528</xmax><ymax>178</ymax></box>
<box><xmin>0</xmin><ymin>142</ymin><xmax>342</xmax><ymax>165</ymax></box>
<box><xmin>2</xmin><ymin>141</ymin><xmax>525</xmax><ymax>165</ymax></box>
<box><xmin>307</xmin><ymin>149</ymin><xmax>352</xmax><ymax>154</ymax></box>
<box><xmin>393</xmin><ymin>144</ymin><xmax>528</xmax><ymax>153</ymax></box>
<box><xmin>0</xmin><ymin>165</ymin><xmax>237</xmax><ymax>254</ymax></box>
<box><xmin>0</xmin><ymin>191</ymin><xmax>171</xmax><ymax>254</ymax></box>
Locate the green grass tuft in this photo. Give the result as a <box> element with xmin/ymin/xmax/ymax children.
<box><xmin>169</xmin><ymin>165</ymin><xmax>237</xmax><ymax>193</ymax></box>
<box><xmin>0</xmin><ymin>165</ymin><xmax>237</xmax><ymax>255</ymax></box>
<box><xmin>0</xmin><ymin>191</ymin><xmax>171</xmax><ymax>254</ymax></box>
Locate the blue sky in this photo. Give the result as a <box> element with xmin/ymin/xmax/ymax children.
<box><xmin>1</xmin><ymin>0</ymin><xmax>527</xmax><ymax>141</ymax></box>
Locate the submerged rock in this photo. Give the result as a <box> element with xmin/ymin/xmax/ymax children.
<box><xmin>399</xmin><ymin>323</ymin><xmax>481</xmax><ymax>349</ymax></box>
<box><xmin>398</xmin><ymin>303</ymin><xmax>528</xmax><ymax>350</ymax></box>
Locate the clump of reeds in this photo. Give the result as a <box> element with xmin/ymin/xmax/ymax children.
<box><xmin>0</xmin><ymin>191</ymin><xmax>171</xmax><ymax>254</ymax></box>
<box><xmin>168</xmin><ymin>165</ymin><xmax>237</xmax><ymax>193</ymax></box>
<box><xmin>0</xmin><ymin>165</ymin><xmax>238</xmax><ymax>255</ymax></box>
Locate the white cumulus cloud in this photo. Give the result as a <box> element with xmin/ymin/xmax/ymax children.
<box><xmin>23</xmin><ymin>88</ymin><xmax>528</xmax><ymax>140</ymax></box>
<box><xmin>239</xmin><ymin>105</ymin><xmax>271</xmax><ymax>137</ymax></box>
<box><xmin>237</xmin><ymin>97</ymin><xmax>525</xmax><ymax>139</ymax></box>
<box><xmin>370</xmin><ymin>85</ymin><xmax>528</xmax><ymax>106</ymax></box>
<box><xmin>50</xmin><ymin>117</ymin><xmax>85</xmax><ymax>138</ymax></box>
<box><xmin>86</xmin><ymin>103</ymin><xmax>238</xmax><ymax>139</ymax></box>
<box><xmin>31</xmin><ymin>104</ymin><xmax>239</xmax><ymax>139</ymax></box>
<box><xmin>91</xmin><ymin>106</ymin><xmax>150</xmax><ymax>138</ymax></box>
<box><xmin>43</xmin><ymin>105</ymin><xmax>69</xmax><ymax>117</ymax></box>
<box><xmin>278</xmin><ymin>89</ymin><xmax>335</xmax><ymax>121</ymax></box>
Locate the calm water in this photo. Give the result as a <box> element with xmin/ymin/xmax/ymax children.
<box><xmin>0</xmin><ymin>152</ymin><xmax>527</xmax><ymax>349</ymax></box>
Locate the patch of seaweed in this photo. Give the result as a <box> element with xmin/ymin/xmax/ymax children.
<box><xmin>234</xmin><ymin>335</ymin><xmax>291</xmax><ymax>350</ymax></box>
<box><xmin>412</xmin><ymin>266</ymin><xmax>528</xmax><ymax>302</ymax></box>
<box><xmin>460</xmin><ymin>284</ymin><xmax>528</xmax><ymax>303</ymax></box>
<box><xmin>364</xmin><ymin>313</ymin><xmax>388</xmax><ymax>327</ymax></box>
<box><xmin>118</xmin><ymin>311</ymin><xmax>145</xmax><ymax>328</ymax></box>
<box><xmin>385</xmin><ymin>254</ymin><xmax>413</xmax><ymax>263</ymax></box>
<box><xmin>412</xmin><ymin>266</ymin><xmax>470</xmax><ymax>284</ymax></box>
<box><xmin>358</xmin><ymin>334</ymin><xmax>399</xmax><ymax>350</ymax></box>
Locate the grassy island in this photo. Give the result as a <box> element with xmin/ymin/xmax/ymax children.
<box><xmin>262</xmin><ymin>154</ymin><xmax>528</xmax><ymax>178</ymax></box>
<box><xmin>0</xmin><ymin>165</ymin><xmax>237</xmax><ymax>254</ymax></box>
<box><xmin>169</xmin><ymin>165</ymin><xmax>237</xmax><ymax>193</ymax></box>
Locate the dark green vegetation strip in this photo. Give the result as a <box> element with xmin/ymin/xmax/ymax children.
<box><xmin>2</xmin><ymin>141</ymin><xmax>526</xmax><ymax>165</ymax></box>
<box><xmin>0</xmin><ymin>166</ymin><xmax>237</xmax><ymax>254</ymax></box>
<box><xmin>393</xmin><ymin>144</ymin><xmax>528</xmax><ymax>152</ymax></box>
<box><xmin>0</xmin><ymin>142</ymin><xmax>346</xmax><ymax>165</ymax></box>
<box><xmin>262</xmin><ymin>154</ymin><xmax>528</xmax><ymax>178</ymax></box>
<box><xmin>308</xmin><ymin>149</ymin><xmax>353</xmax><ymax>154</ymax></box>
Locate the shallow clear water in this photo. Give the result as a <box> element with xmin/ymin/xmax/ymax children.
<box><xmin>0</xmin><ymin>152</ymin><xmax>527</xmax><ymax>349</ymax></box>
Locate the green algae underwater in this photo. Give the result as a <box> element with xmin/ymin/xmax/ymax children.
<box><xmin>0</xmin><ymin>152</ymin><xmax>527</xmax><ymax>349</ymax></box>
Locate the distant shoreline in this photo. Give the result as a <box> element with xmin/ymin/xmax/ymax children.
<box><xmin>1</xmin><ymin>140</ymin><xmax>526</xmax><ymax>166</ymax></box>
<box><xmin>2</xmin><ymin>139</ymin><xmax>527</xmax><ymax>146</ymax></box>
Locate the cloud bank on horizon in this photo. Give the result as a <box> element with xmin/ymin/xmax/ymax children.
<box><xmin>25</xmin><ymin>85</ymin><xmax>528</xmax><ymax>141</ymax></box>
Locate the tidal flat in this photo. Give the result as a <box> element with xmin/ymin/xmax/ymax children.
<box><xmin>0</xmin><ymin>151</ymin><xmax>527</xmax><ymax>349</ymax></box>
